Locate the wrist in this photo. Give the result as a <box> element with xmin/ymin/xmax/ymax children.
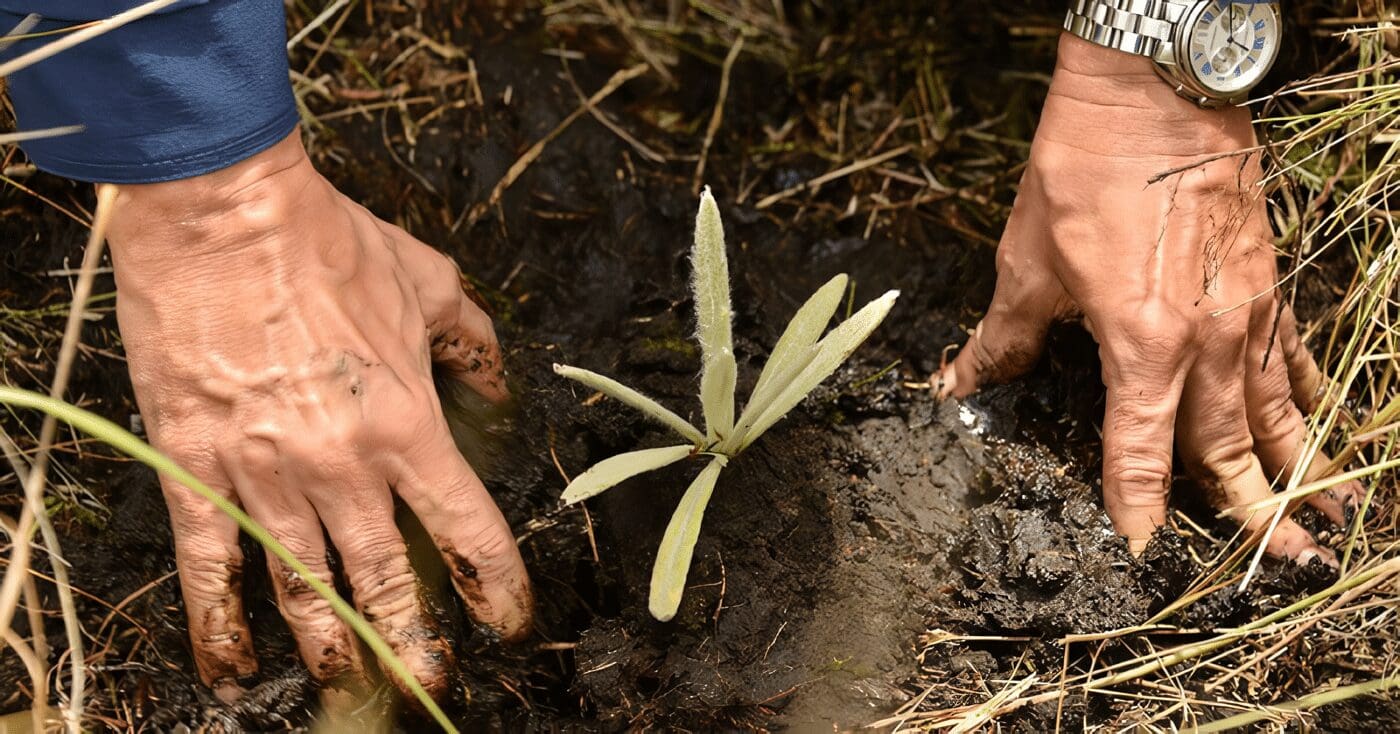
<box><xmin>1041</xmin><ymin>33</ymin><xmax>1255</xmax><ymax>157</ymax></box>
<box><xmin>107</xmin><ymin>130</ymin><xmax>315</xmax><ymax>274</ymax></box>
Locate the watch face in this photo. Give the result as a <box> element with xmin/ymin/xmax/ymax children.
<box><xmin>1184</xmin><ymin>1</ymin><xmax>1281</xmax><ymax>95</ymax></box>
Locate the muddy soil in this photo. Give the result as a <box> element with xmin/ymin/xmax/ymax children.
<box><xmin>0</xmin><ymin>2</ymin><xmax>1371</xmax><ymax>731</ymax></box>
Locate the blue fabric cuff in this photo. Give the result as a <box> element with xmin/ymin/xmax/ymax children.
<box><xmin>1</xmin><ymin>0</ymin><xmax>297</xmax><ymax>183</ymax></box>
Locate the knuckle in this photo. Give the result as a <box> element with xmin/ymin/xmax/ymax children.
<box><xmin>348</xmin><ymin>555</ymin><xmax>419</xmax><ymax>623</ymax></box>
<box><xmin>417</xmin><ymin>252</ymin><xmax>466</xmax><ymax>318</ymax></box>
<box><xmin>265</xmin><ymin>526</ymin><xmax>318</xmax><ymax>560</ymax></box>
<box><xmin>178</xmin><ymin>553</ymin><xmax>242</xmax><ymax>601</ymax></box>
<box><xmin>968</xmin><ymin>321</ymin><xmax>1037</xmax><ymax>378</ymax></box>
<box><xmin>1105</xmin><ymin>299</ymin><xmax>1197</xmax><ymax>370</ymax></box>
<box><xmin>1253</xmin><ymin>395</ymin><xmax>1300</xmax><ymax>445</ymax></box>
<box><xmin>1108</xmin><ymin>391</ymin><xmax>1176</xmax><ymax>434</ymax></box>
<box><xmin>1193</xmin><ymin>436</ymin><xmax>1257</xmax><ymax>484</ymax></box>
<box><xmin>162</xmin><ymin>487</ymin><xmax>224</xmax><ymax>531</ymax></box>
<box><xmin>1106</xmin><ymin>456</ymin><xmax>1173</xmax><ymax>503</ymax></box>
<box><xmin>462</xmin><ymin>522</ymin><xmax>518</xmax><ymax>582</ymax></box>
<box><xmin>271</xmin><ymin>558</ymin><xmax>334</xmax><ymax>614</ymax></box>
<box><xmin>358</xmin><ymin>573</ymin><xmax>419</xmax><ymax>625</ymax></box>
<box><xmin>340</xmin><ymin>528</ymin><xmax>408</xmax><ymax>569</ymax></box>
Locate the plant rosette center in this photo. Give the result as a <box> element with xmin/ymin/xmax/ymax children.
<box><xmin>553</xmin><ymin>187</ymin><xmax>898</xmax><ymax>621</ymax></box>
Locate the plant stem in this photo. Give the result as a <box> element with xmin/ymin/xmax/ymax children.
<box><xmin>1193</xmin><ymin>675</ymin><xmax>1400</xmax><ymax>733</ymax></box>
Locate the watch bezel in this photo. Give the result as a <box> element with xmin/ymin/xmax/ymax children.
<box><xmin>1168</xmin><ymin>0</ymin><xmax>1282</xmax><ymax>103</ymax></box>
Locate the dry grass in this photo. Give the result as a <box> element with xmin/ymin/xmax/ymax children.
<box><xmin>0</xmin><ymin>0</ymin><xmax>1394</xmax><ymax>730</ymax></box>
<box><xmin>875</xmin><ymin>8</ymin><xmax>1400</xmax><ymax>730</ymax></box>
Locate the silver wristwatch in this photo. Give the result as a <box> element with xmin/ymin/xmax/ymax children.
<box><xmin>1063</xmin><ymin>0</ymin><xmax>1283</xmax><ymax>107</ymax></box>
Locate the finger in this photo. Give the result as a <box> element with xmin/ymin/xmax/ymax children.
<box><xmin>432</xmin><ymin>293</ymin><xmax>509</xmax><ymax>404</ymax></box>
<box><xmin>240</xmin><ymin>491</ymin><xmax>365</xmax><ymax>692</ymax></box>
<box><xmin>1276</xmin><ymin>303</ymin><xmax>1326</xmax><ymax>413</ymax></box>
<box><xmin>1245</xmin><ymin>308</ymin><xmax>1366</xmax><ymax>525</ymax></box>
<box><xmin>938</xmin><ymin>217</ymin><xmax>1066</xmax><ymax>398</ymax></box>
<box><xmin>1095</xmin><ymin>307</ymin><xmax>1194</xmax><ymax>554</ymax></box>
<box><xmin>309</xmin><ymin>479</ymin><xmax>454</xmax><ymax>701</ymax></box>
<box><xmin>158</xmin><ymin>465</ymin><xmax>258</xmax><ymax>703</ymax></box>
<box><xmin>1177</xmin><ymin>327</ymin><xmax>1334</xmax><ymax>565</ymax></box>
<box><xmin>394</xmin><ymin>429</ymin><xmax>533</xmax><ymax>642</ymax></box>
<box><xmin>407</xmin><ymin>244</ymin><xmax>509</xmax><ymax>404</ymax></box>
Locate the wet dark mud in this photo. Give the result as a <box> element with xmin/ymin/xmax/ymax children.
<box><xmin>0</xmin><ymin>2</ymin><xmax>1377</xmax><ymax>731</ymax></box>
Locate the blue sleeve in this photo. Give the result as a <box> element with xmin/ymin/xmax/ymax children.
<box><xmin>0</xmin><ymin>0</ymin><xmax>297</xmax><ymax>184</ymax></box>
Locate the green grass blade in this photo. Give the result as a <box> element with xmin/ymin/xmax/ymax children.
<box><xmin>738</xmin><ymin>290</ymin><xmax>899</xmax><ymax>450</ymax></box>
<box><xmin>692</xmin><ymin>188</ymin><xmax>736</xmax><ymax>441</ymax></box>
<box><xmin>730</xmin><ymin>273</ymin><xmax>849</xmax><ymax>449</ymax></box>
<box><xmin>553</xmin><ymin>364</ymin><xmax>706</xmax><ymax>445</ymax></box>
<box><xmin>0</xmin><ymin>386</ymin><xmax>459</xmax><ymax>734</ymax></box>
<box><xmin>648</xmin><ymin>455</ymin><xmax>727</xmax><ymax>621</ymax></box>
<box><xmin>560</xmin><ymin>444</ymin><xmax>694</xmax><ymax>504</ymax></box>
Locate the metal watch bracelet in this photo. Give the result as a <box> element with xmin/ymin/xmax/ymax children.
<box><xmin>1062</xmin><ymin>0</ymin><xmax>1188</xmax><ymax>64</ymax></box>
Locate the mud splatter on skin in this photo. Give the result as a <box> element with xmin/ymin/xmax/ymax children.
<box><xmin>433</xmin><ymin>338</ymin><xmax>507</xmax><ymax>396</ymax></box>
<box><xmin>196</xmin><ymin>559</ymin><xmax>258</xmax><ymax>699</ymax></box>
<box><xmin>440</xmin><ymin>543</ymin><xmax>487</xmax><ymax>608</ymax></box>
<box><xmin>0</xmin><ymin>5</ymin><xmax>1368</xmax><ymax>730</ymax></box>
<box><xmin>437</xmin><ymin>542</ymin><xmax>535</xmax><ymax>644</ymax></box>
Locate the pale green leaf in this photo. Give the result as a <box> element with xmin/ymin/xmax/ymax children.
<box><xmin>560</xmin><ymin>445</ymin><xmax>694</xmax><ymax>504</ymax></box>
<box><xmin>732</xmin><ymin>273</ymin><xmax>849</xmax><ymax>448</ymax></box>
<box><xmin>692</xmin><ymin>188</ymin><xmax>735</xmax><ymax>440</ymax></box>
<box><xmin>553</xmin><ymin>364</ymin><xmax>706</xmax><ymax>445</ymax></box>
<box><xmin>700</xmin><ymin>348</ymin><xmax>736</xmax><ymax>442</ymax></box>
<box><xmin>648</xmin><ymin>455</ymin><xmax>727</xmax><ymax>621</ymax></box>
<box><xmin>737</xmin><ymin>290</ymin><xmax>899</xmax><ymax>449</ymax></box>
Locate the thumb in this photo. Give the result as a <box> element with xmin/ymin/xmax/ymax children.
<box><xmin>938</xmin><ymin>235</ymin><xmax>1064</xmax><ymax>398</ymax></box>
<box><xmin>409</xmin><ymin>245</ymin><xmax>510</xmax><ymax>404</ymax></box>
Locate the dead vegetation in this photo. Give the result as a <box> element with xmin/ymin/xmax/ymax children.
<box><xmin>0</xmin><ymin>0</ymin><xmax>1395</xmax><ymax>730</ymax></box>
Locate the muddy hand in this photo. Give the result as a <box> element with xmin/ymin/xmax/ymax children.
<box><xmin>937</xmin><ymin>35</ymin><xmax>1364</xmax><ymax>562</ymax></box>
<box><xmin>106</xmin><ymin>130</ymin><xmax>533</xmax><ymax>703</ymax></box>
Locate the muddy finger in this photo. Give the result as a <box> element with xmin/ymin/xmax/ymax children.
<box><xmin>431</xmin><ymin>295</ymin><xmax>509</xmax><ymax>404</ymax></box>
<box><xmin>1244</xmin><ymin>317</ymin><xmax>1366</xmax><ymax>525</ymax></box>
<box><xmin>937</xmin><ymin>233</ymin><xmax>1064</xmax><ymax>398</ymax></box>
<box><xmin>243</xmin><ymin>497</ymin><xmax>366</xmax><ymax>693</ymax></box>
<box><xmin>395</xmin><ymin>429</ymin><xmax>533</xmax><ymax>642</ymax></box>
<box><xmin>310</xmin><ymin>479</ymin><xmax>455</xmax><ymax>702</ymax></box>
<box><xmin>409</xmin><ymin>246</ymin><xmax>509</xmax><ymax>404</ymax></box>
<box><xmin>1177</xmin><ymin>341</ymin><xmax>1333</xmax><ymax>565</ymax></box>
<box><xmin>159</xmin><ymin>471</ymin><xmax>259</xmax><ymax>702</ymax></box>
<box><xmin>1095</xmin><ymin>307</ymin><xmax>1194</xmax><ymax>554</ymax></box>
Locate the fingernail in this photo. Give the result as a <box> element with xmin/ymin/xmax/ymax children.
<box><xmin>1295</xmin><ymin>548</ymin><xmax>1339</xmax><ymax>569</ymax></box>
<box><xmin>1343</xmin><ymin>494</ymin><xmax>1375</xmax><ymax>525</ymax></box>
<box><xmin>932</xmin><ymin>367</ymin><xmax>955</xmax><ymax>399</ymax></box>
<box><xmin>212</xmin><ymin>677</ymin><xmax>246</xmax><ymax>704</ymax></box>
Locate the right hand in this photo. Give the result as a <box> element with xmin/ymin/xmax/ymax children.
<box><xmin>106</xmin><ymin>130</ymin><xmax>532</xmax><ymax>702</ymax></box>
<box><xmin>937</xmin><ymin>35</ymin><xmax>1364</xmax><ymax>562</ymax></box>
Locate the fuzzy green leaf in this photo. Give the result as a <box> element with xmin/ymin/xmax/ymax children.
<box><xmin>560</xmin><ymin>445</ymin><xmax>694</xmax><ymax>504</ymax></box>
<box><xmin>649</xmin><ymin>455</ymin><xmax>727</xmax><ymax>621</ymax></box>
<box><xmin>553</xmin><ymin>364</ymin><xmax>706</xmax><ymax>445</ymax></box>
<box><xmin>693</xmin><ymin>188</ymin><xmax>736</xmax><ymax>441</ymax></box>
<box><xmin>737</xmin><ymin>290</ymin><xmax>899</xmax><ymax>449</ymax></box>
<box><xmin>731</xmin><ymin>273</ymin><xmax>849</xmax><ymax>448</ymax></box>
<box><xmin>700</xmin><ymin>349</ymin><xmax>736</xmax><ymax>442</ymax></box>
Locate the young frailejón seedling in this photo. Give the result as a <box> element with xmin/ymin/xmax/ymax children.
<box><xmin>553</xmin><ymin>188</ymin><xmax>898</xmax><ymax>621</ymax></box>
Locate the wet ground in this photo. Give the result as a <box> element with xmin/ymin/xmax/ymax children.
<box><xmin>0</xmin><ymin>2</ymin><xmax>1380</xmax><ymax>731</ymax></box>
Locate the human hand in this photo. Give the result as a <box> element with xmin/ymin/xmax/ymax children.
<box><xmin>938</xmin><ymin>35</ymin><xmax>1363</xmax><ymax>562</ymax></box>
<box><xmin>106</xmin><ymin>131</ymin><xmax>532</xmax><ymax>702</ymax></box>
